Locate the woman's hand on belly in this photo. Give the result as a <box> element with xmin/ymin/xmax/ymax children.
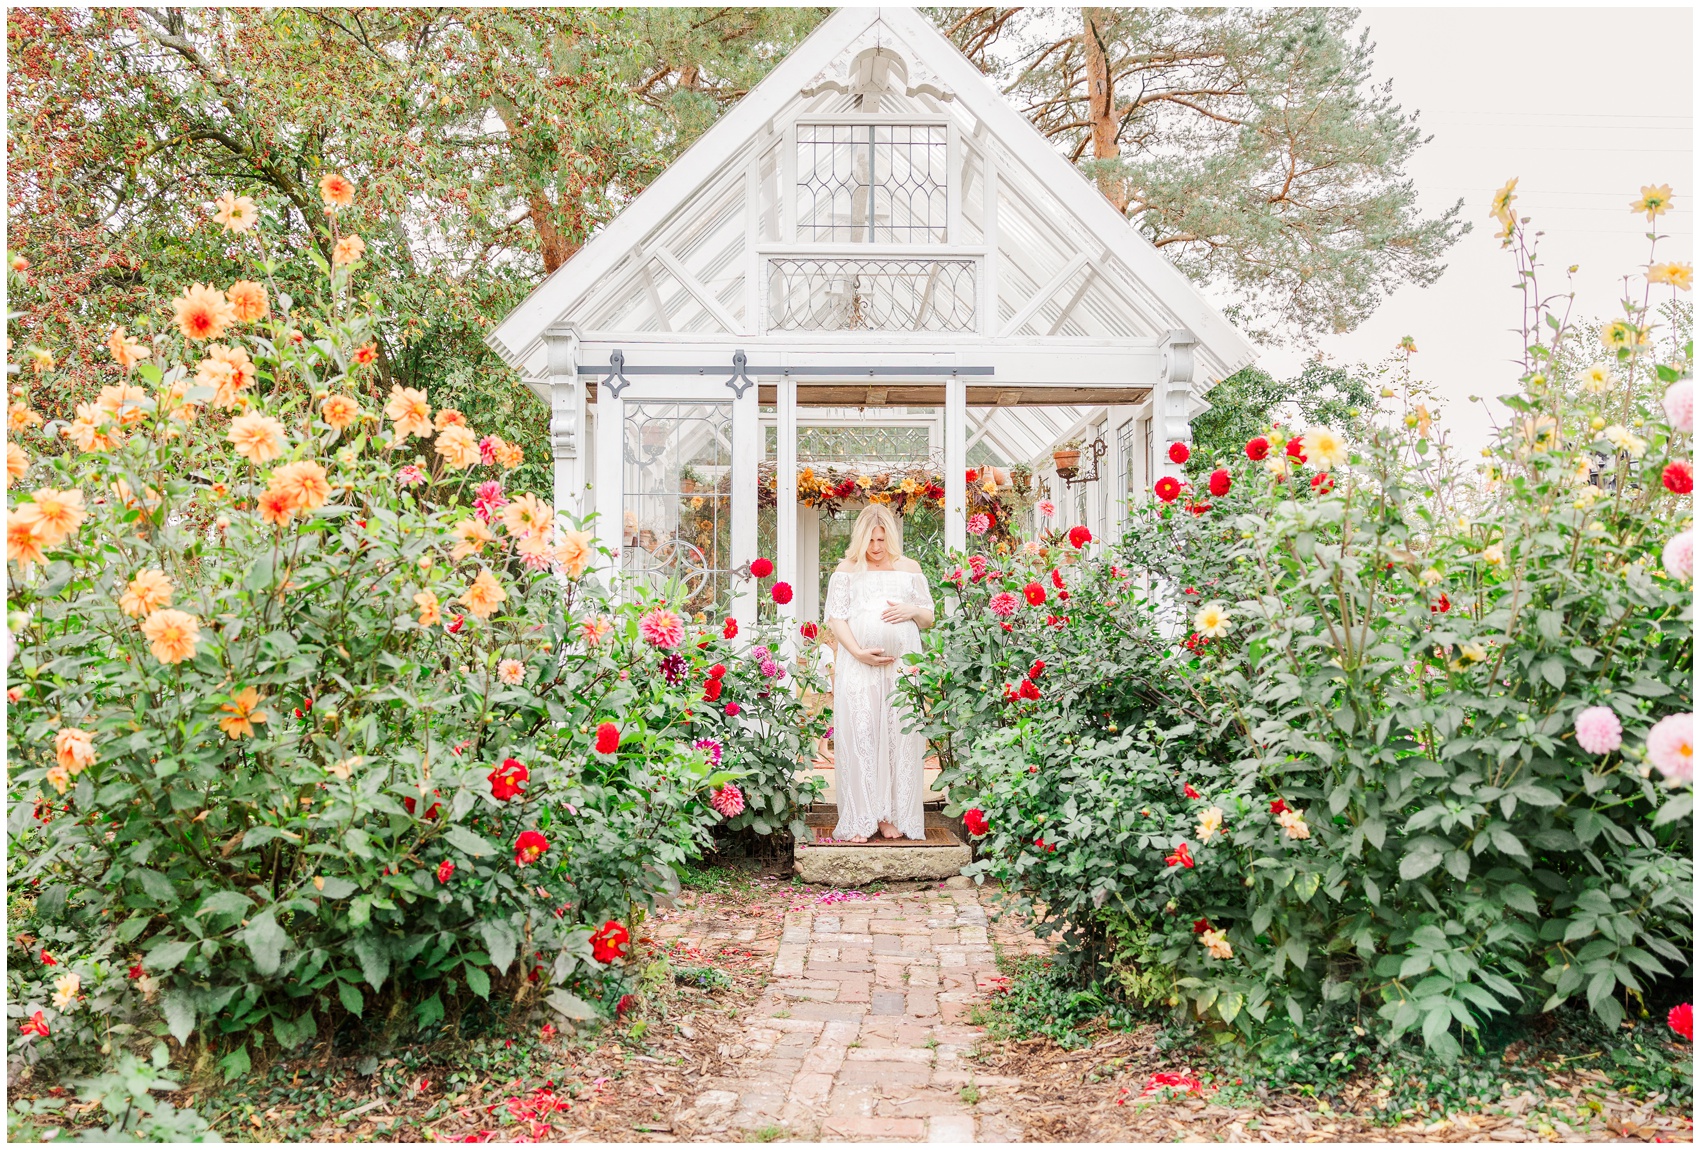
<box><xmin>853</xmin><ymin>646</ymin><xmax>895</xmax><ymax>667</ymax></box>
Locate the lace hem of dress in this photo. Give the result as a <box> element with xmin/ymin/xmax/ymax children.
<box><xmin>831</xmin><ymin>810</ymin><xmax>927</xmax><ymax>840</ymax></box>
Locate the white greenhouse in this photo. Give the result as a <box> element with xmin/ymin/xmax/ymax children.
<box><xmin>487</xmin><ymin>5</ymin><xmax>1256</xmax><ymax>624</ymax></box>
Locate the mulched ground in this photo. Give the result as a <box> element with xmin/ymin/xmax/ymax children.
<box><xmin>12</xmin><ymin>864</ymin><xmax>1694</xmax><ymax>1143</ymax></box>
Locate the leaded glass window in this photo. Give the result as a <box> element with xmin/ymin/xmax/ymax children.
<box><xmin>622</xmin><ymin>402</ymin><xmax>733</xmax><ymax>615</ymax></box>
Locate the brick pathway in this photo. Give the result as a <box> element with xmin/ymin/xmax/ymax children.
<box><xmin>670</xmin><ymin>884</ymin><xmax>1043</xmax><ymax>1142</ymax></box>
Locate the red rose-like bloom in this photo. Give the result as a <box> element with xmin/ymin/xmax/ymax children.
<box><xmin>1209</xmin><ymin>469</ymin><xmax>1232</xmax><ymax>497</ymax></box>
<box><xmin>1028</xmin><ymin>659</ymin><xmax>1045</xmax><ymax>680</ymax></box>
<box><xmin>489</xmin><ymin>758</ymin><xmax>529</xmax><ymax>802</ymax></box>
<box><xmin>1193</xmin><ymin>918</ymin><xmax>1213</xmax><ymax>934</ymax></box>
<box><xmin>128</xmin><ymin>963</ymin><xmax>144</xmax><ymax>980</ymax></box>
<box><xmin>772</xmin><ymin>582</ymin><xmax>794</xmax><ymax>605</ymax></box>
<box><xmin>404</xmin><ymin>790</ymin><xmax>443</xmax><ymax>819</ymax></box>
<box><xmin>1168</xmin><ymin>442</ymin><xmax>1191</xmax><ymax>464</ymax></box>
<box><xmin>1165</xmin><ymin>842</ymin><xmax>1195</xmax><ymax>868</ymax></box>
<box><xmin>1023</xmin><ymin>582</ymin><xmax>1046</xmax><ymax>606</ymax></box>
<box><xmin>725</xmin><ymin>701</ymin><xmax>741</xmax><ymax>717</ymax></box>
<box><xmin>591</xmin><ymin>920</ymin><xmax>631</xmax><ymax>964</ymax></box>
<box><xmin>1068</xmin><ymin>525</ymin><xmax>1093</xmax><ymax>548</ymax></box>
<box><xmin>595</xmin><ymin>722</ymin><xmax>621</xmax><ymax>754</ymax></box>
<box><xmin>1663</xmin><ymin>460</ymin><xmax>1694</xmax><ymax>494</ymax></box>
<box><xmin>708</xmin><ymin>663</ymin><xmax>727</xmax><ymax>679</ymax></box>
<box><xmin>1245</xmin><ymin>437</ymin><xmax>1270</xmax><ymax>461</ymax></box>
<box><xmin>1431</xmin><ymin>593</ymin><xmax>1451</xmax><ymax>614</ymax></box>
<box><xmin>966</xmin><ymin>468</ymin><xmax>978</xmax><ymax>484</ymax></box>
<box><xmin>1050</xmin><ymin>567</ymin><xmax>1065</xmax><ymax>589</ymax></box>
<box><xmin>1669</xmin><ymin>1002</ymin><xmax>1694</xmax><ymax>1042</ymax></box>
<box><xmin>1285</xmin><ymin>436</ymin><xmax>1306</xmax><ymax>461</ymax></box>
<box><xmin>616</xmin><ymin>993</ymin><xmax>637</xmax><ymax>1017</ymax></box>
<box><xmin>447</xmin><ymin>614</ymin><xmax>465</xmax><ymax>634</ymax></box>
<box><xmin>1003</xmin><ymin>681</ymin><xmax>1021</xmax><ymax>702</ymax></box>
<box><xmin>702</xmin><ymin>678</ymin><xmax>723</xmax><ymax>702</ymax></box>
<box><xmin>750</xmin><ymin>557</ymin><xmax>774</xmax><ymax>578</ymax></box>
<box><xmin>1270</xmin><ymin>798</ymin><xmax>1288</xmax><ymax>814</ymax></box>
<box><xmin>437</xmin><ymin>860</ymin><xmax>455</xmax><ymax>884</ymax></box>
<box><xmin>1154</xmin><ymin>477</ymin><xmax>1182</xmax><ymax>503</ymax></box>
<box><xmin>18</xmin><ymin>1012</ymin><xmax>49</xmax><ymax>1039</ymax></box>
<box><xmin>39</xmin><ymin>950</ymin><xmax>56</xmax><ymax>967</ymax></box>
<box><xmin>723</xmin><ymin>618</ymin><xmax>739</xmax><ymax>640</ymax></box>
<box><xmin>801</xmin><ymin>622</ymin><xmax>819</xmax><ymax>640</ymax></box>
<box><xmin>1018</xmin><ymin>678</ymin><xmax>1041</xmax><ymax>701</ymax></box>
<box><xmin>1184</xmin><ymin>783</ymin><xmax>1201</xmax><ymax>799</ymax></box>
<box><xmin>963</xmin><ymin>808</ymin><xmax>989</xmax><ymax>836</ymax></box>
<box><xmin>1035</xmin><ymin>836</ymin><xmax>1057</xmax><ymax>853</ymax></box>
<box><xmin>1311</xmin><ymin>472</ymin><xmax>1333</xmax><ymax>494</ymax></box>
<box><xmin>513</xmin><ymin>829</ymin><xmax>548</xmax><ymax>866</ymax></box>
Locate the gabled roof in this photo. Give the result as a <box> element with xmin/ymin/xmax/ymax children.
<box><xmin>487</xmin><ymin>6</ymin><xmax>1256</xmax><ymax>387</ymax></box>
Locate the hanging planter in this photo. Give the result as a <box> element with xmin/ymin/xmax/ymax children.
<box><xmin>1053</xmin><ymin>444</ymin><xmax>1081</xmax><ymax>479</ymax></box>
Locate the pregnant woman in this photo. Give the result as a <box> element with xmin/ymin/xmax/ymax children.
<box><xmin>824</xmin><ymin>504</ymin><xmax>936</xmax><ymax>842</ymax></box>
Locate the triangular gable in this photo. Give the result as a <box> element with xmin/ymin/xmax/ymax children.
<box><xmin>487</xmin><ymin>6</ymin><xmax>1257</xmax><ymax>387</ymax></box>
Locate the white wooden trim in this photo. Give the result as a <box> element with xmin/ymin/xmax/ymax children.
<box><xmin>1001</xmin><ymin>252</ymin><xmax>1091</xmax><ymax>338</ymax></box>
<box><xmin>979</xmin><ymin>131</ymin><xmax>999</xmax><ymax>338</ymax></box>
<box><xmin>1046</xmin><ymin>262</ymin><xmax>1100</xmax><ymax>337</ymax></box>
<box><xmin>730</xmin><ymin>383</ymin><xmax>759</xmax><ymax>626</ymax></box>
<box><xmin>944</xmin><ymin>373</ymin><xmax>966</xmax><ymax>552</ymax></box>
<box><xmin>776</xmin><ymin>374</ymin><xmax>800</xmax><ymax>630</ymax></box>
<box><xmin>651</xmin><ymin>246</ymin><xmax>741</xmax><ymax>334</ymax></box>
<box><xmin>794</xmin><ymin>112</ymin><xmax>952</xmax><ymax>126</ymax></box>
<box><xmin>592</xmin><ymin>379</ymin><xmax>625</xmax><ymax>578</ymax></box>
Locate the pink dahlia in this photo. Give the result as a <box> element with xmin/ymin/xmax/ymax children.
<box><xmin>710</xmin><ymin>783</ymin><xmax>745</xmax><ymax>817</ymax></box>
<box><xmin>1664</xmin><ymin>378</ymin><xmax>1694</xmax><ymax>434</ymax></box>
<box><xmin>693</xmin><ymin>737</ymin><xmax>723</xmax><ymax>767</ymax></box>
<box><xmin>1664</xmin><ymin>530</ymin><xmax>1694</xmax><ymax>581</ymax></box>
<box><xmin>396</xmin><ymin>464</ymin><xmax>426</xmax><ymax>488</ymax></box>
<box><xmin>1574</xmin><ymin>706</ymin><xmax>1623</xmax><ymax>755</ymax></box>
<box><xmin>473</xmin><ymin>479</ymin><xmax>507</xmax><ymax>522</ymax></box>
<box><xmin>638</xmin><ymin>608</ymin><xmax>684</xmax><ymax>649</ymax></box>
<box><xmin>478</xmin><ymin>435</ymin><xmax>499</xmax><ymax>467</ymax></box>
<box><xmin>1037</xmin><ymin>499</ymin><xmax>1056</xmax><ymax>517</ymax></box>
<box><xmin>759</xmin><ymin>658</ymin><xmax>779</xmax><ymax>678</ymax></box>
<box><xmin>1647</xmin><ymin>713</ymin><xmax>1694</xmax><ymax>783</ymax></box>
<box><xmin>987</xmin><ymin>591</ymin><xmax>1019</xmax><ymax>618</ymax></box>
<box><xmin>967</xmin><ymin>513</ymin><xmax>991</xmax><ymax>536</ymax></box>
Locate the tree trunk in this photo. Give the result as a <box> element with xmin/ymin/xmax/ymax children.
<box><xmin>1082</xmin><ymin>8</ymin><xmax>1128</xmax><ymax>213</ymax></box>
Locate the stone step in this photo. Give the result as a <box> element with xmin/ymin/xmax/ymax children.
<box><xmin>794</xmin><ymin>808</ymin><xmax>970</xmax><ymax>886</ymax></box>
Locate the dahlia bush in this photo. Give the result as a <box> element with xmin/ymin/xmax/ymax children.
<box><xmin>913</xmin><ymin>189</ymin><xmax>1693</xmax><ymax>1059</ymax></box>
<box><xmin>4</xmin><ymin>190</ymin><xmax>744</xmax><ymax>1067</ymax></box>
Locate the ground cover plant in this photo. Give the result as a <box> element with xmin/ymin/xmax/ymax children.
<box><xmin>3</xmin><ymin>183</ymin><xmax>820</xmax><ymax>1109</ymax></box>
<box><xmin>915</xmin><ymin>186</ymin><xmax>1694</xmax><ymax>1067</ymax></box>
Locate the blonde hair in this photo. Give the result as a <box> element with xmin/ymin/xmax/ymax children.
<box><xmin>839</xmin><ymin>503</ymin><xmax>903</xmax><ymax>570</ymax></box>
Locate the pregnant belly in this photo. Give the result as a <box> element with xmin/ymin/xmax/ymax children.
<box><xmin>850</xmin><ymin>613</ymin><xmax>918</xmax><ymax>657</ymax></box>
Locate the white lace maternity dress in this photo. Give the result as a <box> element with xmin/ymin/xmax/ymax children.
<box><xmin>825</xmin><ymin>567</ymin><xmax>934</xmax><ymax>840</ymax></box>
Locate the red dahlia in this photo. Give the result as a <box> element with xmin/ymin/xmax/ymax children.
<box><xmin>749</xmin><ymin>557</ymin><xmax>774</xmax><ymax>578</ymax></box>
<box><xmin>1068</xmin><ymin>525</ymin><xmax>1093</xmax><ymax>548</ymax></box>
<box><xmin>1311</xmin><ymin>472</ymin><xmax>1333</xmax><ymax>493</ymax></box>
<box><xmin>591</xmin><ymin>920</ymin><xmax>631</xmax><ymax>964</ymax></box>
<box><xmin>1663</xmin><ymin>460</ymin><xmax>1694</xmax><ymax>494</ymax></box>
<box><xmin>1209</xmin><ymin>469</ymin><xmax>1232</xmax><ymax>497</ymax></box>
<box><xmin>771</xmin><ymin>582</ymin><xmax>793</xmax><ymax>605</ymax></box>
<box><xmin>1023</xmin><ymin>582</ymin><xmax>1046</xmax><ymax>606</ymax></box>
<box><xmin>1154</xmin><ymin>477</ymin><xmax>1181</xmax><ymax>503</ymax></box>
<box><xmin>1168</xmin><ymin>442</ymin><xmax>1191</xmax><ymax>464</ymax></box>
<box><xmin>1285</xmin><ymin>436</ymin><xmax>1307</xmax><ymax>461</ymax></box>
<box><xmin>722</xmin><ymin>618</ymin><xmax>738</xmax><ymax>640</ymax></box>
<box><xmin>595</xmin><ymin>722</ymin><xmax>621</xmax><ymax>754</ymax></box>
<box><xmin>488</xmin><ymin>758</ymin><xmax>529</xmax><ymax>802</ymax></box>
<box><xmin>1028</xmin><ymin>659</ymin><xmax>1045</xmax><ymax>680</ymax></box>
<box><xmin>513</xmin><ymin>829</ymin><xmax>548</xmax><ymax>866</ymax></box>
<box><xmin>702</xmin><ymin>678</ymin><xmax>723</xmax><ymax>702</ymax></box>
<box><xmin>1670</xmin><ymin>1002</ymin><xmax>1694</xmax><ymax>1042</ymax></box>
<box><xmin>1245</xmin><ymin>437</ymin><xmax>1270</xmax><ymax>461</ymax></box>
<box><xmin>963</xmin><ymin>808</ymin><xmax>989</xmax><ymax>836</ymax></box>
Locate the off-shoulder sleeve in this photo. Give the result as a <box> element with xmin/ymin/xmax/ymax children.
<box><xmin>825</xmin><ymin>571</ymin><xmax>853</xmax><ymax>620</ymax></box>
<box><xmin>908</xmin><ymin>571</ymin><xmax>935</xmax><ymax>612</ymax></box>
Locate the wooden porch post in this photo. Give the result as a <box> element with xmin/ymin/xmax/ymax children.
<box><xmin>543</xmin><ymin>329</ymin><xmax>582</xmax><ymax>523</ymax></box>
<box><xmin>944</xmin><ymin>371</ymin><xmax>967</xmax><ymax>553</ymax></box>
<box><xmin>776</xmin><ymin>373</ymin><xmax>799</xmax><ymax>636</ymax></box>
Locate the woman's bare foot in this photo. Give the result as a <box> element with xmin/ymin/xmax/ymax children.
<box><xmin>848</xmin><ymin>834</ymin><xmax>869</xmax><ymax>843</ymax></box>
<box><xmin>877</xmin><ymin>821</ymin><xmax>902</xmax><ymax>839</ymax></box>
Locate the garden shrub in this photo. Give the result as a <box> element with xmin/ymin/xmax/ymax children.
<box><xmin>2</xmin><ymin>188</ymin><xmax>808</xmax><ymax>1069</ymax></box>
<box><xmin>912</xmin><ymin>190</ymin><xmax>1694</xmax><ymax>1060</ymax></box>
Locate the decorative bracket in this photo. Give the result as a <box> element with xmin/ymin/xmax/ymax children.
<box><xmin>603</xmin><ymin>349</ymin><xmax>633</xmax><ymax>398</ymax></box>
<box><xmin>723</xmin><ymin>349</ymin><xmax>756</xmax><ymax>399</ymax></box>
<box><xmin>1061</xmin><ymin>436</ymin><xmax>1109</xmax><ymax>488</ymax></box>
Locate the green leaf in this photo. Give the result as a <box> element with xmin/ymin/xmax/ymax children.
<box><xmin>338</xmin><ymin>979</ymin><xmax>365</xmax><ymax>1017</ymax></box>
<box><xmin>146</xmin><ymin>940</ymin><xmax>195</xmax><ymax>973</ymax></box>
<box><xmin>1653</xmin><ymin>792</ymin><xmax>1692</xmax><ymax>827</ymax></box>
<box><xmin>1399</xmin><ymin>845</ymin><xmax>1443</xmax><ymax>881</ymax></box>
<box><xmin>218</xmin><ymin>1044</ymin><xmax>251</xmax><ymax>1084</ymax></box>
<box><xmin>316</xmin><ymin>876</ymin><xmax>357</xmax><ymax>899</ymax></box>
<box><xmin>242</xmin><ymin>911</ymin><xmax>291</xmax><ymax>977</ymax></box>
<box><xmin>546</xmin><ymin>989</ymin><xmax>597</xmax><ymax>1021</ymax></box>
<box><xmin>273</xmin><ymin>1010</ymin><xmax>317</xmax><ymax>1051</ymax></box>
<box><xmin>1292</xmin><ymin>871</ymin><xmax>1320</xmax><ymax>902</ymax></box>
<box><xmin>478</xmin><ymin>920</ymin><xmax>518</xmax><ymax>975</ymax></box>
<box><xmin>195</xmin><ymin>891</ymin><xmax>253</xmax><ymax>918</ymax></box>
<box><xmin>442</xmin><ymin>825</ymin><xmax>494</xmax><ymax>857</ymax></box>
<box><xmin>134</xmin><ymin>868</ymin><xmax>177</xmax><ymax>903</ymax></box>
<box><xmin>351</xmin><ymin>936</ymin><xmax>389</xmax><ymax>991</ymax></box>
<box><xmin>414</xmin><ymin>992</ymin><xmax>445</xmax><ymax>1031</ymax></box>
<box><xmin>161</xmin><ymin>991</ymin><xmax>196</xmax><ymax>1045</ymax></box>
<box><xmin>463</xmin><ymin>965</ymin><xmax>491</xmax><ymax>1000</ymax></box>
<box><xmin>1362</xmin><ymin>817</ymin><xmax>1386</xmax><ymax>849</ymax></box>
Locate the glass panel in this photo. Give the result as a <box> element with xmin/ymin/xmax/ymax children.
<box><xmin>1117</xmin><ymin>421</ymin><xmax>1135</xmax><ymax>526</ymax></box>
<box><xmin>767</xmin><ymin>257</ymin><xmax>976</xmax><ymax>333</ymax></box>
<box><xmin>623</xmin><ymin>401</ymin><xmax>733</xmax><ymax>617</ymax></box>
<box><xmin>796</xmin><ymin>123</ymin><xmax>947</xmax><ymax>243</ymax></box>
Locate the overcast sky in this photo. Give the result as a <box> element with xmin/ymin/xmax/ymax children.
<box><xmin>1245</xmin><ymin>6</ymin><xmax>1694</xmax><ymax>454</ymax></box>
